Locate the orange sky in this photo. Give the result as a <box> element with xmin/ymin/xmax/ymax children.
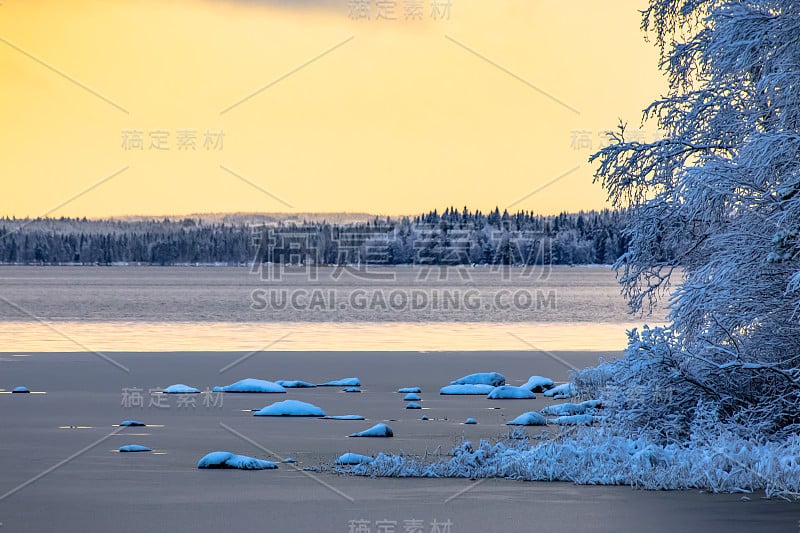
<box><xmin>0</xmin><ymin>0</ymin><xmax>665</xmax><ymax>218</ymax></box>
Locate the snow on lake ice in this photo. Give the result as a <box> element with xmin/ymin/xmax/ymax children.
<box><xmin>405</xmin><ymin>402</ymin><xmax>422</xmax><ymax>409</ymax></box>
<box><xmin>520</xmin><ymin>376</ymin><xmax>555</xmax><ymax>392</ymax></box>
<box><xmin>543</xmin><ymin>383</ymin><xmax>576</xmax><ymax>399</ymax></box>
<box><xmin>439</xmin><ymin>384</ymin><xmax>496</xmax><ymax>395</ymax></box>
<box><xmin>197</xmin><ymin>451</ymin><xmax>278</xmax><ymax>470</ymax></box>
<box><xmin>450</xmin><ymin>372</ymin><xmax>505</xmax><ymax>387</ymax></box>
<box><xmin>336</xmin><ymin>453</ymin><xmax>373</xmax><ymax>465</ymax></box>
<box><xmin>318</xmin><ymin>378</ymin><xmax>360</xmax><ymax>387</ymax></box>
<box><xmin>506</xmin><ymin>412</ymin><xmax>547</xmax><ymax>426</ymax></box>
<box><xmin>349</xmin><ymin>423</ymin><xmax>394</xmax><ymax>437</ymax></box>
<box><xmin>119</xmin><ymin>420</ymin><xmax>146</xmax><ymax>427</ymax></box>
<box><xmin>487</xmin><ymin>386</ymin><xmax>536</xmax><ymax>399</ymax></box>
<box><xmin>397</xmin><ymin>387</ymin><xmax>421</xmax><ymax>393</ymax></box>
<box><xmin>212</xmin><ymin>378</ymin><xmax>286</xmax><ymax>393</ymax></box>
<box><xmin>253</xmin><ymin>400</ymin><xmax>326</xmax><ymax>417</ymax></box>
<box><xmin>321</xmin><ymin>415</ymin><xmax>365</xmax><ymax>420</ymax></box>
<box><xmin>403</xmin><ymin>393</ymin><xmax>421</xmax><ymax>401</ymax></box>
<box><xmin>275</xmin><ymin>380</ymin><xmax>316</xmax><ymax>388</ymax></box>
<box><xmin>119</xmin><ymin>444</ymin><xmax>151</xmax><ymax>452</ymax></box>
<box><xmin>540</xmin><ymin>400</ymin><xmax>601</xmax><ymax>416</ymax></box>
<box><xmin>162</xmin><ymin>384</ymin><xmax>200</xmax><ymax>394</ymax></box>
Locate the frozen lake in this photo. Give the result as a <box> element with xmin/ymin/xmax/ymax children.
<box><xmin>0</xmin><ymin>265</ymin><xmax>668</xmax><ymax>351</ymax></box>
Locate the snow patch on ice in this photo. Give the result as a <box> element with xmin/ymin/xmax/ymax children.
<box><xmin>487</xmin><ymin>386</ymin><xmax>536</xmax><ymax>400</ymax></box>
<box><xmin>520</xmin><ymin>376</ymin><xmax>555</xmax><ymax>393</ymax></box>
<box><xmin>318</xmin><ymin>378</ymin><xmax>360</xmax><ymax>387</ymax></box>
<box><xmin>506</xmin><ymin>412</ymin><xmax>547</xmax><ymax>426</ymax></box>
<box><xmin>349</xmin><ymin>423</ymin><xmax>394</xmax><ymax>438</ymax></box>
<box><xmin>197</xmin><ymin>451</ymin><xmax>277</xmax><ymax>470</ymax></box>
<box><xmin>276</xmin><ymin>380</ymin><xmax>316</xmax><ymax>388</ymax></box>
<box><xmin>254</xmin><ymin>400</ymin><xmax>326</xmax><ymax>417</ymax></box>
<box><xmin>336</xmin><ymin>453</ymin><xmax>373</xmax><ymax>465</ymax></box>
<box><xmin>212</xmin><ymin>378</ymin><xmax>286</xmax><ymax>393</ymax></box>
<box><xmin>439</xmin><ymin>384</ymin><xmax>496</xmax><ymax>395</ymax></box>
<box><xmin>162</xmin><ymin>384</ymin><xmax>200</xmax><ymax>394</ymax></box>
<box><xmin>451</xmin><ymin>372</ymin><xmax>505</xmax><ymax>387</ymax></box>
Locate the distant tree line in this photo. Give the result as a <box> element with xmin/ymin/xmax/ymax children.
<box><xmin>0</xmin><ymin>208</ymin><xmax>634</xmax><ymax>266</ymax></box>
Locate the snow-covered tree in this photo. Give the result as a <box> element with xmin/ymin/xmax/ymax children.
<box><xmin>584</xmin><ymin>0</ymin><xmax>800</xmax><ymax>439</ymax></box>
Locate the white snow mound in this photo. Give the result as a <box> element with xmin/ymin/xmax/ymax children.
<box><xmin>254</xmin><ymin>400</ymin><xmax>326</xmax><ymax>417</ymax></box>
<box><xmin>212</xmin><ymin>378</ymin><xmax>286</xmax><ymax>393</ymax></box>
<box><xmin>487</xmin><ymin>386</ymin><xmax>536</xmax><ymax>399</ymax></box>
<box><xmin>349</xmin><ymin>423</ymin><xmax>394</xmax><ymax>438</ymax></box>
<box><xmin>450</xmin><ymin>372</ymin><xmax>505</xmax><ymax>387</ymax></box>
<box><xmin>197</xmin><ymin>451</ymin><xmax>277</xmax><ymax>470</ymax></box>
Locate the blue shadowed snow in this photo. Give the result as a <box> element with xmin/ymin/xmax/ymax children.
<box><xmin>405</xmin><ymin>402</ymin><xmax>422</xmax><ymax>409</ymax></box>
<box><xmin>284</xmin><ymin>457</ymin><xmax>297</xmax><ymax>463</ymax></box>
<box><xmin>403</xmin><ymin>393</ymin><xmax>421</xmax><ymax>401</ymax></box>
<box><xmin>343</xmin><ymin>387</ymin><xmax>361</xmax><ymax>393</ymax></box>
<box><xmin>464</xmin><ymin>418</ymin><xmax>477</xmax><ymax>425</ymax></box>
<box><xmin>119</xmin><ymin>444</ymin><xmax>151</xmax><ymax>452</ymax></box>
<box><xmin>397</xmin><ymin>387</ymin><xmax>421</xmax><ymax>393</ymax></box>
<box><xmin>543</xmin><ymin>383</ymin><xmax>576</xmax><ymax>399</ymax></box>
<box><xmin>506</xmin><ymin>411</ymin><xmax>547</xmax><ymax>426</ymax></box>
<box><xmin>439</xmin><ymin>384</ymin><xmax>496</xmax><ymax>395</ymax></box>
<box><xmin>119</xmin><ymin>420</ymin><xmax>146</xmax><ymax>427</ymax></box>
<box><xmin>349</xmin><ymin>423</ymin><xmax>393</xmax><ymax>437</ymax></box>
<box><xmin>520</xmin><ymin>375</ymin><xmax>555</xmax><ymax>393</ymax></box>
<box><xmin>11</xmin><ymin>386</ymin><xmax>30</xmax><ymax>393</ymax></box>
<box><xmin>275</xmin><ymin>380</ymin><xmax>317</xmax><ymax>388</ymax></box>
<box><xmin>162</xmin><ymin>384</ymin><xmax>201</xmax><ymax>394</ymax></box>
<box><xmin>487</xmin><ymin>386</ymin><xmax>536</xmax><ymax>400</ymax></box>
<box><xmin>212</xmin><ymin>378</ymin><xmax>286</xmax><ymax>393</ymax></box>
<box><xmin>322</xmin><ymin>414</ymin><xmax>365</xmax><ymax>420</ymax></box>
<box><xmin>253</xmin><ymin>399</ymin><xmax>326</xmax><ymax>417</ymax></box>
<box><xmin>450</xmin><ymin>372</ymin><xmax>505</xmax><ymax>387</ymax></box>
<box><xmin>318</xmin><ymin>378</ymin><xmax>360</xmax><ymax>387</ymax></box>
<box><xmin>540</xmin><ymin>400</ymin><xmax>601</xmax><ymax>416</ymax></box>
<box><xmin>197</xmin><ymin>451</ymin><xmax>278</xmax><ymax>470</ymax></box>
<box><xmin>421</xmin><ymin>415</ymin><xmax>429</xmax><ymax>420</ymax></box>
<box><xmin>336</xmin><ymin>452</ymin><xmax>373</xmax><ymax>465</ymax></box>
<box><xmin>549</xmin><ymin>414</ymin><xmax>596</xmax><ymax>425</ymax></box>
